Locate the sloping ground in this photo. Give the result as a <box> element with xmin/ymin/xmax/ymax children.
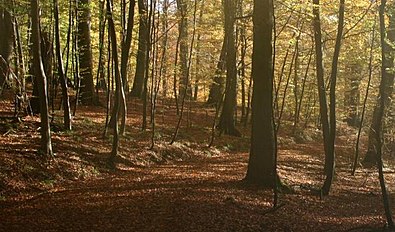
<box><xmin>0</xmin><ymin>92</ymin><xmax>394</xmax><ymax>231</ymax></box>
<box><xmin>0</xmin><ymin>149</ymin><xmax>394</xmax><ymax>232</ymax></box>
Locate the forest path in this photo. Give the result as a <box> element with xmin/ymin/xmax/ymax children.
<box><xmin>0</xmin><ymin>146</ymin><xmax>391</xmax><ymax>232</ymax></box>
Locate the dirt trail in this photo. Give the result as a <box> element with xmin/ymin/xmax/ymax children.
<box><xmin>0</xmin><ymin>149</ymin><xmax>391</xmax><ymax>232</ymax></box>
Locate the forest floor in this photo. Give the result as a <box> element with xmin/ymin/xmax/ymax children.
<box><xmin>0</xmin><ymin>91</ymin><xmax>394</xmax><ymax>232</ymax></box>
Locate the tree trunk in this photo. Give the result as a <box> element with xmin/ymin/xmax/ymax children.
<box><xmin>107</xmin><ymin>0</ymin><xmax>124</xmax><ymax>166</ymax></box>
<box><xmin>375</xmin><ymin>0</ymin><xmax>395</xmax><ymax>227</ymax></box>
<box><xmin>312</xmin><ymin>0</ymin><xmax>331</xmax><ymax>177</ymax></box>
<box><xmin>176</xmin><ymin>0</ymin><xmax>191</xmax><ymax>100</ymax></box>
<box><xmin>344</xmin><ymin>64</ymin><xmax>361</xmax><ymax>127</ymax></box>
<box><xmin>322</xmin><ymin>0</ymin><xmax>345</xmax><ymax>196</ymax></box>
<box><xmin>245</xmin><ymin>0</ymin><xmax>275</xmax><ymax>187</ymax></box>
<box><xmin>161</xmin><ymin>0</ymin><xmax>169</xmax><ymax>98</ymax></box>
<box><xmin>0</xmin><ymin>7</ymin><xmax>13</xmax><ymax>88</ymax></box>
<box><xmin>207</xmin><ymin>34</ymin><xmax>227</xmax><ymax>105</ymax></box>
<box><xmin>103</xmin><ymin>30</ymin><xmax>112</xmax><ymax>138</ymax></box>
<box><xmin>119</xmin><ymin>0</ymin><xmax>135</xmax><ymax>134</ymax></box>
<box><xmin>169</xmin><ymin>0</ymin><xmax>199</xmax><ymax>144</ymax></box>
<box><xmin>141</xmin><ymin>0</ymin><xmax>153</xmax><ymax>130</ymax></box>
<box><xmin>120</xmin><ymin>0</ymin><xmax>136</xmax><ymax>91</ymax></box>
<box><xmin>13</xmin><ymin>16</ymin><xmax>26</xmax><ymax>114</ymax></box>
<box><xmin>96</xmin><ymin>0</ymin><xmax>106</xmax><ymax>95</ymax></box>
<box><xmin>40</xmin><ymin>31</ymin><xmax>53</xmax><ymax>113</ymax></box>
<box><xmin>54</xmin><ymin>0</ymin><xmax>72</xmax><ymax>131</ymax></box>
<box><xmin>77</xmin><ymin>0</ymin><xmax>95</xmax><ymax>105</ymax></box>
<box><xmin>130</xmin><ymin>0</ymin><xmax>148</xmax><ymax>98</ymax></box>
<box><xmin>193</xmin><ymin>0</ymin><xmax>205</xmax><ymax>101</ymax></box>
<box><xmin>352</xmin><ymin>19</ymin><xmax>376</xmax><ymax>175</ymax></box>
<box><xmin>217</xmin><ymin>0</ymin><xmax>240</xmax><ymax>137</ymax></box>
<box><xmin>31</xmin><ymin>0</ymin><xmax>53</xmax><ymax>157</ymax></box>
<box><xmin>239</xmin><ymin>15</ymin><xmax>247</xmax><ymax>124</ymax></box>
<box><xmin>363</xmin><ymin>2</ymin><xmax>395</xmax><ymax>165</ymax></box>
<box><xmin>293</xmin><ymin>48</ymin><xmax>313</xmax><ymax>134</ymax></box>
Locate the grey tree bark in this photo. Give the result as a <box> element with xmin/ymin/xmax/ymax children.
<box><xmin>31</xmin><ymin>0</ymin><xmax>53</xmax><ymax>156</ymax></box>
<box><xmin>77</xmin><ymin>0</ymin><xmax>95</xmax><ymax>105</ymax></box>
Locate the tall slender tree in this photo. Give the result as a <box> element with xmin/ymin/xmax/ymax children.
<box><xmin>54</xmin><ymin>0</ymin><xmax>72</xmax><ymax>131</ymax></box>
<box><xmin>77</xmin><ymin>0</ymin><xmax>95</xmax><ymax>104</ymax></box>
<box><xmin>119</xmin><ymin>0</ymin><xmax>136</xmax><ymax>134</ymax></box>
<box><xmin>121</xmin><ymin>0</ymin><xmax>136</xmax><ymax>91</ymax></box>
<box><xmin>160</xmin><ymin>0</ymin><xmax>170</xmax><ymax>98</ymax></box>
<box><xmin>31</xmin><ymin>0</ymin><xmax>53</xmax><ymax>156</ymax></box>
<box><xmin>107</xmin><ymin>0</ymin><xmax>124</xmax><ymax>166</ymax></box>
<box><xmin>193</xmin><ymin>0</ymin><xmax>205</xmax><ymax>101</ymax></box>
<box><xmin>321</xmin><ymin>0</ymin><xmax>345</xmax><ymax>196</ymax></box>
<box><xmin>130</xmin><ymin>0</ymin><xmax>148</xmax><ymax>98</ymax></box>
<box><xmin>170</xmin><ymin>0</ymin><xmax>199</xmax><ymax>144</ymax></box>
<box><xmin>372</xmin><ymin>0</ymin><xmax>394</xmax><ymax>227</ymax></box>
<box><xmin>312</xmin><ymin>0</ymin><xmax>345</xmax><ymax>196</ymax></box>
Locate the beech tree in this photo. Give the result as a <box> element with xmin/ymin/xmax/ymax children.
<box><xmin>363</xmin><ymin>1</ymin><xmax>395</xmax><ymax>165</ymax></box>
<box><xmin>0</xmin><ymin>7</ymin><xmax>13</xmax><ymax>88</ymax></box>
<box><xmin>54</xmin><ymin>0</ymin><xmax>72</xmax><ymax>131</ymax></box>
<box><xmin>176</xmin><ymin>0</ymin><xmax>191</xmax><ymax>99</ymax></box>
<box><xmin>217</xmin><ymin>0</ymin><xmax>240</xmax><ymax>137</ymax></box>
<box><xmin>120</xmin><ymin>0</ymin><xmax>136</xmax><ymax>92</ymax></box>
<box><xmin>206</xmin><ymin>34</ymin><xmax>227</xmax><ymax>106</ymax></box>
<box><xmin>107</xmin><ymin>0</ymin><xmax>124</xmax><ymax>165</ymax></box>
<box><xmin>312</xmin><ymin>0</ymin><xmax>345</xmax><ymax>196</ymax></box>
<box><xmin>77</xmin><ymin>0</ymin><xmax>95</xmax><ymax>104</ymax></box>
<box><xmin>130</xmin><ymin>0</ymin><xmax>148</xmax><ymax>98</ymax></box>
<box><xmin>31</xmin><ymin>0</ymin><xmax>53</xmax><ymax>156</ymax></box>
<box><xmin>372</xmin><ymin>0</ymin><xmax>394</xmax><ymax>227</ymax></box>
<box><xmin>119</xmin><ymin>0</ymin><xmax>135</xmax><ymax>134</ymax></box>
<box><xmin>245</xmin><ymin>0</ymin><xmax>275</xmax><ymax>187</ymax></box>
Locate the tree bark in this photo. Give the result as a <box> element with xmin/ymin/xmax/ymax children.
<box><xmin>245</xmin><ymin>0</ymin><xmax>275</xmax><ymax>187</ymax></box>
<box><xmin>193</xmin><ymin>0</ymin><xmax>205</xmax><ymax>101</ymax></box>
<box><xmin>344</xmin><ymin>64</ymin><xmax>361</xmax><ymax>127</ymax></box>
<box><xmin>312</xmin><ymin>0</ymin><xmax>331</xmax><ymax>177</ymax></box>
<box><xmin>170</xmin><ymin>0</ymin><xmax>199</xmax><ymax>144</ymax></box>
<box><xmin>31</xmin><ymin>0</ymin><xmax>53</xmax><ymax>156</ymax></box>
<box><xmin>217</xmin><ymin>0</ymin><xmax>240</xmax><ymax>137</ymax></box>
<box><xmin>322</xmin><ymin>0</ymin><xmax>345</xmax><ymax>196</ymax></box>
<box><xmin>121</xmin><ymin>0</ymin><xmax>136</xmax><ymax>90</ymax></box>
<box><xmin>130</xmin><ymin>0</ymin><xmax>148</xmax><ymax>98</ymax></box>
<box><xmin>363</xmin><ymin>1</ymin><xmax>395</xmax><ymax>165</ymax></box>
<box><xmin>96</xmin><ymin>0</ymin><xmax>106</xmax><ymax>95</ymax></box>
<box><xmin>119</xmin><ymin>0</ymin><xmax>135</xmax><ymax>134</ymax></box>
<box><xmin>207</xmin><ymin>34</ymin><xmax>227</xmax><ymax>105</ymax></box>
<box><xmin>352</xmin><ymin>19</ymin><xmax>376</xmax><ymax>175</ymax></box>
<box><xmin>13</xmin><ymin>16</ymin><xmax>26</xmax><ymax>114</ymax></box>
<box><xmin>77</xmin><ymin>0</ymin><xmax>95</xmax><ymax>105</ymax></box>
<box><xmin>176</xmin><ymin>0</ymin><xmax>191</xmax><ymax>100</ymax></box>
<box><xmin>375</xmin><ymin>0</ymin><xmax>395</xmax><ymax>227</ymax></box>
<box><xmin>141</xmin><ymin>0</ymin><xmax>153</xmax><ymax>130</ymax></box>
<box><xmin>0</xmin><ymin>7</ymin><xmax>13</xmax><ymax>88</ymax></box>
<box><xmin>161</xmin><ymin>0</ymin><xmax>169</xmax><ymax>98</ymax></box>
<box><xmin>54</xmin><ymin>0</ymin><xmax>72</xmax><ymax>131</ymax></box>
<box><xmin>107</xmin><ymin>0</ymin><xmax>124</xmax><ymax>166</ymax></box>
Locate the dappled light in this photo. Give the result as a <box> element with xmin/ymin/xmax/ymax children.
<box><xmin>0</xmin><ymin>0</ymin><xmax>394</xmax><ymax>231</ymax></box>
